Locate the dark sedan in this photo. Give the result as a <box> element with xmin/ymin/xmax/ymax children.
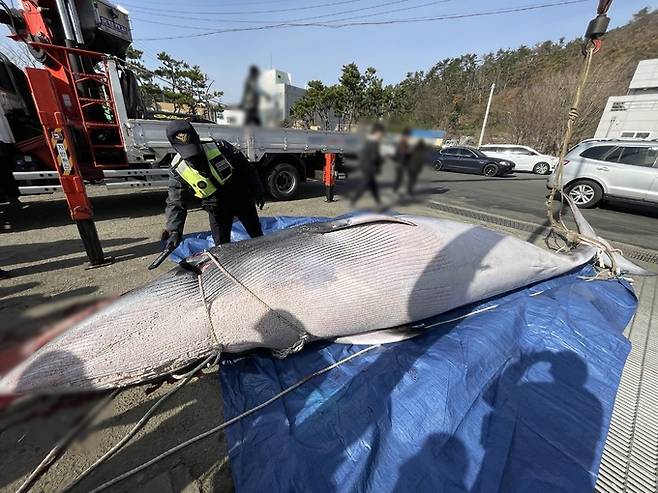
<box><xmin>433</xmin><ymin>146</ymin><xmax>515</xmax><ymax>177</ymax></box>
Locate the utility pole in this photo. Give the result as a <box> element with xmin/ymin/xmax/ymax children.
<box><xmin>478</xmin><ymin>83</ymin><xmax>495</xmax><ymax>148</ymax></box>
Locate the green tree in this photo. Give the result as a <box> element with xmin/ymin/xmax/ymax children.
<box><xmin>338</xmin><ymin>63</ymin><xmax>364</xmax><ymax>128</ymax></box>
<box><xmin>125</xmin><ymin>46</ymin><xmax>162</xmax><ymax>109</ymax></box>
<box><xmin>290</xmin><ymin>80</ymin><xmax>337</xmax><ymax>129</ymax></box>
<box><xmin>183</xmin><ymin>65</ymin><xmax>224</xmax><ymax>118</ymax></box>
<box><xmin>154</xmin><ymin>52</ymin><xmax>194</xmax><ymax>113</ymax></box>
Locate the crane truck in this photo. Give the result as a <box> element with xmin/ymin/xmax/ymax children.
<box><xmin>0</xmin><ymin>0</ymin><xmax>360</xmax><ymax>265</ymax></box>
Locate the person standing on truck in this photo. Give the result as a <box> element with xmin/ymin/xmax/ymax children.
<box><xmin>351</xmin><ymin>123</ymin><xmax>385</xmax><ymax>206</ymax></box>
<box><xmin>163</xmin><ymin>120</ymin><xmax>265</xmax><ymax>250</ymax></box>
<box><xmin>241</xmin><ymin>65</ymin><xmax>265</xmax><ymax>126</ymax></box>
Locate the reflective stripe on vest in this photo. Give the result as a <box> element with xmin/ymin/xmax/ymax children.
<box><xmin>202</xmin><ymin>142</ymin><xmax>233</xmax><ymax>186</ymax></box>
<box><xmin>171</xmin><ymin>142</ymin><xmax>234</xmax><ymax>199</ymax></box>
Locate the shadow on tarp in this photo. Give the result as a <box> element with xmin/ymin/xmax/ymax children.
<box><xmin>219</xmin><ymin>266</ymin><xmax>635</xmax><ymax>493</ymax></box>
<box><xmin>175</xmin><ymin>215</ymin><xmax>636</xmax><ymax>492</ymax></box>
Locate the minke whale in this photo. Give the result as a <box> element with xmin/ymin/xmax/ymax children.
<box><xmin>0</xmin><ymin>208</ymin><xmax>647</xmax><ymax>395</ymax></box>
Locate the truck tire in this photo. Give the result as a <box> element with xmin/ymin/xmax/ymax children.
<box><xmin>267</xmin><ymin>163</ymin><xmax>300</xmax><ymax>200</ymax></box>
<box><xmin>564</xmin><ymin>179</ymin><xmax>603</xmax><ymax>208</ymax></box>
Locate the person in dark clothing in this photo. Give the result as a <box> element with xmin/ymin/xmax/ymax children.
<box><xmin>164</xmin><ymin>120</ymin><xmax>265</xmax><ymax>249</ymax></box>
<box><xmin>241</xmin><ymin>65</ymin><xmax>263</xmax><ymax>126</ymax></box>
<box><xmin>406</xmin><ymin>139</ymin><xmax>430</xmax><ymax>196</ymax></box>
<box><xmin>351</xmin><ymin>123</ymin><xmax>385</xmax><ymax>206</ymax></box>
<box><xmin>392</xmin><ymin>128</ymin><xmax>412</xmax><ymax>194</ymax></box>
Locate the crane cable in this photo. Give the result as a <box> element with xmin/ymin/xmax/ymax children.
<box><xmin>545</xmin><ymin>0</ymin><xmax>621</xmax><ymax>274</ymax></box>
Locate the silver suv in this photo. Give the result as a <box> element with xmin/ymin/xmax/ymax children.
<box><xmin>547</xmin><ymin>139</ymin><xmax>658</xmax><ymax>208</ymax></box>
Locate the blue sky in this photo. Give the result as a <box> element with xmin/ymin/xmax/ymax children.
<box><xmin>8</xmin><ymin>0</ymin><xmax>656</xmax><ymax>102</ymax></box>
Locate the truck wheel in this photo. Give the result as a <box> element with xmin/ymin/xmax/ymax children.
<box><xmin>267</xmin><ymin>163</ymin><xmax>300</xmax><ymax>200</ymax></box>
<box><xmin>564</xmin><ymin>180</ymin><xmax>602</xmax><ymax>208</ymax></box>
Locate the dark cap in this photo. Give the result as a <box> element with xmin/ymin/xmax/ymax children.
<box><xmin>166</xmin><ymin>120</ymin><xmax>202</xmax><ymax>159</ymax></box>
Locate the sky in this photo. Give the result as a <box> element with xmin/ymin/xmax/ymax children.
<box><xmin>3</xmin><ymin>0</ymin><xmax>656</xmax><ymax>102</ymax></box>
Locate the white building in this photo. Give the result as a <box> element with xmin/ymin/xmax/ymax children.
<box><xmin>217</xmin><ymin>68</ymin><xmax>306</xmax><ymax>126</ymax></box>
<box><xmin>259</xmin><ymin>68</ymin><xmax>307</xmax><ymax>125</ymax></box>
<box><xmin>595</xmin><ymin>59</ymin><xmax>658</xmax><ymax>139</ymax></box>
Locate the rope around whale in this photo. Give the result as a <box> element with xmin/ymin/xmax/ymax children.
<box><xmin>203</xmin><ymin>250</ymin><xmax>311</xmax><ymax>357</ymax></box>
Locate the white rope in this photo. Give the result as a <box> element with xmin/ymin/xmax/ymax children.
<box><xmin>415</xmin><ymin>304</ymin><xmax>499</xmax><ymax>330</ymax></box>
<box><xmin>204</xmin><ymin>250</ymin><xmax>311</xmax><ymax>354</ymax></box>
<box><xmin>15</xmin><ymin>390</ymin><xmax>119</xmax><ymax>493</ymax></box>
<box><xmin>86</xmin><ymin>344</ymin><xmax>381</xmax><ymax>493</ymax></box>
<box><xmin>197</xmin><ymin>272</ymin><xmax>221</xmax><ymax>348</ymax></box>
<box><xmin>60</xmin><ymin>351</ymin><xmax>220</xmax><ymax>493</ymax></box>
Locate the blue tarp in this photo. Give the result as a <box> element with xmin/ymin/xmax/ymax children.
<box><xmin>175</xmin><ymin>216</ymin><xmax>637</xmax><ymax>493</ymax></box>
<box><xmin>169</xmin><ymin>216</ymin><xmax>330</xmax><ymax>263</ymax></box>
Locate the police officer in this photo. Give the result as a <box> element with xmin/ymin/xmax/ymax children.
<box><xmin>164</xmin><ymin>120</ymin><xmax>265</xmax><ymax>250</ymax></box>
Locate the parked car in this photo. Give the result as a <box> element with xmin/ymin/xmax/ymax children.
<box><xmin>547</xmin><ymin>139</ymin><xmax>658</xmax><ymax>208</ymax></box>
<box><xmin>433</xmin><ymin>146</ymin><xmax>515</xmax><ymax>177</ymax></box>
<box><xmin>480</xmin><ymin>144</ymin><xmax>558</xmax><ymax>174</ymax></box>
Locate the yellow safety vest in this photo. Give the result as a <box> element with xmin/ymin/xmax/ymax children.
<box><xmin>171</xmin><ymin>142</ymin><xmax>234</xmax><ymax>199</ymax></box>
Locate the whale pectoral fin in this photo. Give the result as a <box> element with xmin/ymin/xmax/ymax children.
<box><xmin>332</xmin><ymin>325</ymin><xmax>424</xmax><ymax>345</ymax></box>
<box><xmin>314</xmin><ymin>215</ymin><xmax>417</xmax><ymax>234</ymax></box>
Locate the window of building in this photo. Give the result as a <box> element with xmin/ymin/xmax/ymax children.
<box><xmin>620</xmin><ymin>131</ymin><xmax>652</xmax><ymax>139</ymax></box>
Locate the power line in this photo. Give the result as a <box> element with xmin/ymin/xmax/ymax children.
<box><xmin>135</xmin><ymin>0</ymin><xmax>589</xmax><ymax>41</ymax></box>
<box><xmin>122</xmin><ymin>0</ymin><xmax>362</xmax><ymax>16</ymax></box>
<box><xmin>125</xmin><ymin>0</ymin><xmax>324</xmax><ymax>6</ymax></box>
<box><xmin>130</xmin><ymin>16</ymin><xmax>224</xmax><ymax>30</ymax></box>
<box><xmin>124</xmin><ymin>0</ymin><xmax>417</xmax><ymax>25</ymax></box>
<box><xmin>128</xmin><ymin>0</ymin><xmax>453</xmax><ymax>27</ymax></box>
<box><xmin>314</xmin><ymin>0</ymin><xmax>454</xmax><ymax>23</ymax></box>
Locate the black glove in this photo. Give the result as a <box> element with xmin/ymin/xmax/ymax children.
<box><xmin>165</xmin><ymin>230</ymin><xmax>181</xmax><ymax>251</ymax></box>
<box><xmin>255</xmin><ymin>195</ymin><xmax>265</xmax><ymax>210</ymax></box>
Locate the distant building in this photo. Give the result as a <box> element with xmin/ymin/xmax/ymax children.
<box><xmin>216</xmin><ymin>68</ymin><xmax>307</xmax><ymax>126</ymax></box>
<box><xmin>259</xmin><ymin>68</ymin><xmax>306</xmax><ymax>125</ymax></box>
<box><xmin>595</xmin><ymin>59</ymin><xmax>658</xmax><ymax>139</ymax></box>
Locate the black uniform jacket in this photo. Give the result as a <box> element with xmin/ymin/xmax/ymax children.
<box><xmin>165</xmin><ymin>139</ymin><xmax>264</xmax><ymax>234</ymax></box>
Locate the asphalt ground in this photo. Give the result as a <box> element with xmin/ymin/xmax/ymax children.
<box><xmin>0</xmin><ymin>164</ymin><xmax>655</xmax><ymax>492</ymax></box>
<box><xmin>372</xmin><ymin>163</ymin><xmax>658</xmax><ymax>252</ymax></box>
